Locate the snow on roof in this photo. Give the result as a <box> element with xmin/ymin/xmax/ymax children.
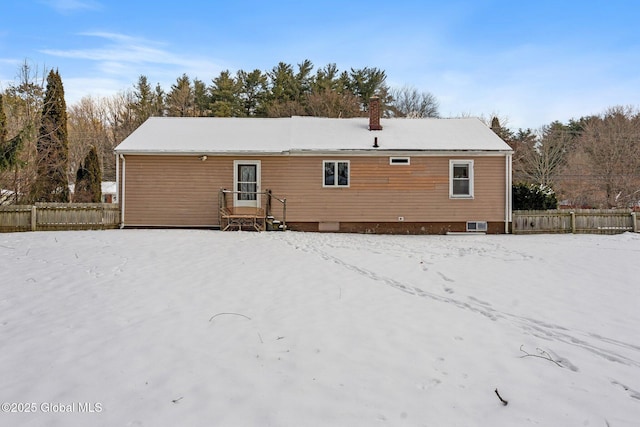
<box><xmin>101</xmin><ymin>181</ymin><xmax>117</xmax><ymax>194</ymax></box>
<box><xmin>114</xmin><ymin>116</ymin><xmax>512</xmax><ymax>154</ymax></box>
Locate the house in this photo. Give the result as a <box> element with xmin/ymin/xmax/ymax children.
<box><xmin>101</xmin><ymin>181</ymin><xmax>117</xmax><ymax>204</ymax></box>
<box><xmin>114</xmin><ymin>98</ymin><xmax>513</xmax><ymax>234</ymax></box>
<box><xmin>68</xmin><ymin>181</ymin><xmax>117</xmax><ymax>203</ymax></box>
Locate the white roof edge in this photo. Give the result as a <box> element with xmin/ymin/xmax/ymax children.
<box><xmin>115</xmin><ymin>149</ymin><xmax>513</xmax><ymax>156</ymax></box>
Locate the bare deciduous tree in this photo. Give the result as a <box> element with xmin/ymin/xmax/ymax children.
<box><xmin>571</xmin><ymin>106</ymin><xmax>640</xmax><ymax>207</ymax></box>
<box><xmin>68</xmin><ymin>96</ymin><xmax>113</xmax><ymax>183</ymax></box>
<box><xmin>522</xmin><ymin>123</ymin><xmax>573</xmax><ymax>188</ymax></box>
<box><xmin>0</xmin><ymin>60</ymin><xmax>46</xmax><ymax>203</ymax></box>
<box><xmin>305</xmin><ymin>90</ymin><xmax>361</xmax><ymax>118</ymax></box>
<box><xmin>508</xmin><ymin>128</ymin><xmax>537</xmax><ymax>183</ymax></box>
<box><xmin>389</xmin><ymin>86</ymin><xmax>439</xmax><ymax>118</ymax></box>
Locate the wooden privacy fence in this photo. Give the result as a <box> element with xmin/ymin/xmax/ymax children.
<box><xmin>0</xmin><ymin>203</ymin><xmax>120</xmax><ymax>232</ymax></box>
<box><xmin>513</xmin><ymin>209</ymin><xmax>639</xmax><ymax>235</ymax></box>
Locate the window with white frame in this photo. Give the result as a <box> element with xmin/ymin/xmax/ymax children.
<box><xmin>450</xmin><ymin>160</ymin><xmax>474</xmax><ymax>198</ymax></box>
<box><xmin>323</xmin><ymin>160</ymin><xmax>349</xmax><ymax>187</ymax></box>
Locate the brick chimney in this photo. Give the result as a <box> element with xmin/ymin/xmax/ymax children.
<box><xmin>368</xmin><ymin>96</ymin><xmax>383</xmax><ymax>130</ymax></box>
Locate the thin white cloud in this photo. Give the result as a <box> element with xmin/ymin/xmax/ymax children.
<box><xmin>41</xmin><ymin>0</ymin><xmax>102</xmax><ymax>13</ymax></box>
<box><xmin>39</xmin><ymin>32</ymin><xmax>225</xmax><ymax>104</ymax></box>
<box><xmin>41</xmin><ymin>32</ymin><xmax>223</xmax><ymax>74</ymax></box>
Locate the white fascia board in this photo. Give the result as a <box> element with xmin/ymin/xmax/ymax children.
<box><xmin>114</xmin><ymin>149</ymin><xmax>513</xmax><ymax>157</ymax></box>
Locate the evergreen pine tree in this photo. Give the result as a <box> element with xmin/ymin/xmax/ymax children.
<box><xmin>346</xmin><ymin>67</ymin><xmax>389</xmax><ymax>113</ymax></box>
<box><xmin>237</xmin><ymin>69</ymin><xmax>268</xmax><ymax>117</ymax></box>
<box><xmin>74</xmin><ymin>145</ymin><xmax>102</xmax><ymax>203</ymax></box>
<box><xmin>0</xmin><ymin>93</ymin><xmax>24</xmax><ymax>171</ymax></box>
<box><xmin>512</xmin><ymin>183</ymin><xmax>558</xmax><ymax>210</ymax></box>
<box><xmin>74</xmin><ymin>165</ymin><xmax>89</xmax><ymax>202</ymax></box>
<box><xmin>0</xmin><ymin>94</ymin><xmax>6</xmax><ymax>146</ymax></box>
<box><xmin>193</xmin><ymin>78</ymin><xmax>211</xmax><ymax>117</ymax></box>
<box><xmin>153</xmin><ymin>83</ymin><xmax>166</xmax><ymax>117</ymax></box>
<box><xmin>31</xmin><ymin>69</ymin><xmax>70</xmax><ymax>202</ymax></box>
<box><xmin>166</xmin><ymin>74</ymin><xmax>194</xmax><ymax>117</ymax></box>
<box><xmin>210</xmin><ymin>71</ymin><xmax>241</xmax><ymax>117</ymax></box>
<box><xmin>132</xmin><ymin>75</ymin><xmax>154</xmax><ymax>126</ymax></box>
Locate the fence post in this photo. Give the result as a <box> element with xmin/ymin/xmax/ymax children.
<box><xmin>632</xmin><ymin>212</ymin><xmax>638</xmax><ymax>233</ymax></box>
<box><xmin>570</xmin><ymin>211</ymin><xmax>576</xmax><ymax>234</ymax></box>
<box><xmin>31</xmin><ymin>205</ymin><xmax>37</xmax><ymax>231</ymax></box>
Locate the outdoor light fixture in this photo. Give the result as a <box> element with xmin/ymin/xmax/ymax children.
<box><xmin>200</xmin><ymin>155</ymin><xmax>207</xmax><ymax>161</ymax></box>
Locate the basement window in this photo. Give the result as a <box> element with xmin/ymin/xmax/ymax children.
<box><xmin>389</xmin><ymin>157</ymin><xmax>410</xmax><ymax>165</ymax></box>
<box><xmin>467</xmin><ymin>221</ymin><xmax>488</xmax><ymax>232</ymax></box>
<box><xmin>323</xmin><ymin>160</ymin><xmax>350</xmax><ymax>187</ymax></box>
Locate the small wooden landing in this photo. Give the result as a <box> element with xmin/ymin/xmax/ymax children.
<box><xmin>220</xmin><ymin>207</ymin><xmax>266</xmax><ymax>231</ymax></box>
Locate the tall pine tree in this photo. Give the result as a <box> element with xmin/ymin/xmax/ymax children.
<box><xmin>31</xmin><ymin>69</ymin><xmax>69</xmax><ymax>202</ymax></box>
<box><xmin>74</xmin><ymin>145</ymin><xmax>102</xmax><ymax>203</ymax></box>
<box><xmin>0</xmin><ymin>94</ymin><xmax>6</xmax><ymax>146</ymax></box>
<box><xmin>237</xmin><ymin>69</ymin><xmax>268</xmax><ymax>117</ymax></box>
<box><xmin>166</xmin><ymin>74</ymin><xmax>194</xmax><ymax>117</ymax></box>
<box><xmin>0</xmin><ymin>93</ymin><xmax>24</xmax><ymax>171</ymax></box>
<box><xmin>132</xmin><ymin>75</ymin><xmax>155</xmax><ymax>126</ymax></box>
<box><xmin>0</xmin><ymin>93</ymin><xmax>8</xmax><ymax>170</ymax></box>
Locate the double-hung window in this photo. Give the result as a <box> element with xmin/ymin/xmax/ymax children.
<box><xmin>323</xmin><ymin>160</ymin><xmax>349</xmax><ymax>187</ymax></box>
<box><xmin>450</xmin><ymin>160</ymin><xmax>474</xmax><ymax>198</ymax></box>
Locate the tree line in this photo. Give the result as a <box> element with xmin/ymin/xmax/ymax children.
<box><xmin>0</xmin><ymin>60</ymin><xmax>438</xmax><ymax>203</ymax></box>
<box><xmin>1</xmin><ymin>59</ymin><xmax>638</xmax><ymax>208</ymax></box>
<box><xmin>132</xmin><ymin>60</ymin><xmax>439</xmax><ymax>120</ymax></box>
<box><xmin>492</xmin><ymin>108</ymin><xmax>640</xmax><ymax>209</ymax></box>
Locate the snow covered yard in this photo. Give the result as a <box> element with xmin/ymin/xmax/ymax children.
<box><xmin>1</xmin><ymin>230</ymin><xmax>639</xmax><ymax>427</ymax></box>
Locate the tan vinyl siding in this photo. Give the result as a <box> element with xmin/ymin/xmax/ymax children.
<box><xmin>264</xmin><ymin>156</ymin><xmax>506</xmax><ymax>223</ymax></box>
<box><xmin>121</xmin><ymin>154</ymin><xmax>507</xmax><ymax>227</ymax></box>
<box><xmin>123</xmin><ymin>156</ymin><xmax>232</xmax><ymax>226</ymax></box>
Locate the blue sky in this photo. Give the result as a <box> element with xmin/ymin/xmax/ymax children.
<box><xmin>1</xmin><ymin>0</ymin><xmax>639</xmax><ymax>129</ymax></box>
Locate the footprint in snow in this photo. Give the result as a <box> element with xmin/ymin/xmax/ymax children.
<box><xmin>611</xmin><ymin>380</ymin><xmax>640</xmax><ymax>400</ymax></box>
<box><xmin>416</xmin><ymin>379</ymin><xmax>441</xmax><ymax>391</ymax></box>
<box><xmin>468</xmin><ymin>296</ymin><xmax>492</xmax><ymax>307</ymax></box>
<box><xmin>437</xmin><ymin>271</ymin><xmax>455</xmax><ymax>282</ymax></box>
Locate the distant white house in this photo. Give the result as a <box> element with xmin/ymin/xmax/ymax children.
<box><xmin>101</xmin><ymin>181</ymin><xmax>117</xmax><ymax>203</ymax></box>
<box><xmin>69</xmin><ymin>181</ymin><xmax>118</xmax><ymax>203</ymax></box>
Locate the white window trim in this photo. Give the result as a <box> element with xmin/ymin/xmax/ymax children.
<box><xmin>233</xmin><ymin>160</ymin><xmax>261</xmax><ymax>207</ymax></box>
<box><xmin>389</xmin><ymin>157</ymin><xmax>410</xmax><ymax>165</ymax></box>
<box><xmin>323</xmin><ymin>160</ymin><xmax>350</xmax><ymax>188</ymax></box>
<box><xmin>449</xmin><ymin>160</ymin><xmax>474</xmax><ymax>199</ymax></box>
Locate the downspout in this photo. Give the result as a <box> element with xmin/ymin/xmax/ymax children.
<box><xmin>505</xmin><ymin>153</ymin><xmax>512</xmax><ymax>234</ymax></box>
<box><xmin>115</xmin><ymin>152</ymin><xmax>119</xmax><ymax>204</ymax></box>
<box><xmin>119</xmin><ymin>154</ymin><xmax>126</xmax><ymax>229</ymax></box>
